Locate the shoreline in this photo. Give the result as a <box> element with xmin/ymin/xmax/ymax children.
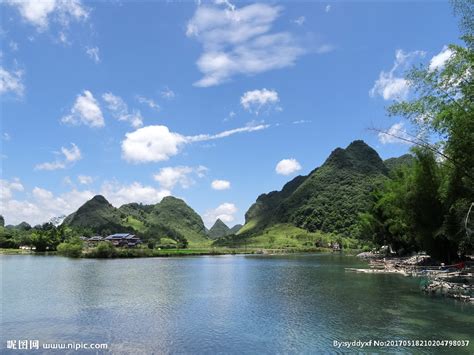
<box><xmin>0</xmin><ymin>247</ymin><xmax>358</xmax><ymax>258</ymax></box>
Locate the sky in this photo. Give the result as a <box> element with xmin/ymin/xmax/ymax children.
<box><xmin>0</xmin><ymin>0</ymin><xmax>461</xmax><ymax>227</ymax></box>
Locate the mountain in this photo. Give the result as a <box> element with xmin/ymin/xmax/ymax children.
<box><xmin>231</xmin><ymin>141</ymin><xmax>389</xmax><ymax>242</ymax></box>
<box><xmin>62</xmin><ymin>195</ymin><xmax>209</xmax><ymax>246</ymax></box>
<box><xmin>384</xmin><ymin>154</ymin><xmax>415</xmax><ymax>173</ymax></box>
<box><xmin>208</xmin><ymin>219</ymin><xmax>231</xmax><ymax>239</ymax></box>
<box><xmin>229</xmin><ymin>224</ymin><xmax>243</xmax><ymax>234</ymax></box>
<box><xmin>62</xmin><ymin>195</ymin><xmax>125</xmax><ymax>233</ymax></box>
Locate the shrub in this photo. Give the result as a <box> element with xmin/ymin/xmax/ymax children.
<box><xmin>93</xmin><ymin>241</ymin><xmax>117</xmax><ymax>258</ymax></box>
<box><xmin>57</xmin><ymin>240</ymin><xmax>83</xmax><ymax>257</ymax></box>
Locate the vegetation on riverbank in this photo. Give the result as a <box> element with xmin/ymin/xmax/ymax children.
<box><xmin>358</xmin><ymin>2</ymin><xmax>473</xmax><ymax>262</ymax></box>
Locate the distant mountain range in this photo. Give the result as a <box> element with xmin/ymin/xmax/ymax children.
<box><xmin>207</xmin><ymin>219</ymin><xmax>242</xmax><ymax>239</ymax></box>
<box><xmin>3</xmin><ymin>140</ymin><xmax>413</xmax><ymax>248</ymax></box>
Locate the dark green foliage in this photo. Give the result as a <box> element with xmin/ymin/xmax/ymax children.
<box><xmin>0</xmin><ymin>215</ymin><xmax>4</xmax><ymax>228</ymax></box>
<box><xmin>16</xmin><ymin>222</ymin><xmax>32</xmax><ymax>231</ymax></box>
<box><xmin>362</xmin><ymin>2</ymin><xmax>474</xmax><ymax>260</ymax></box>
<box><xmin>242</xmin><ymin>140</ymin><xmax>388</xmax><ymax>238</ymax></box>
<box><xmin>91</xmin><ymin>241</ymin><xmax>117</xmax><ymax>258</ymax></box>
<box><xmin>208</xmin><ymin>219</ymin><xmax>230</xmax><ymax>239</ymax></box>
<box><xmin>62</xmin><ymin>195</ymin><xmax>127</xmax><ymax>235</ymax></box>
<box><xmin>384</xmin><ymin>154</ymin><xmax>415</xmax><ymax>174</ymax></box>
<box><xmin>57</xmin><ymin>237</ymin><xmax>84</xmax><ymax>257</ymax></box>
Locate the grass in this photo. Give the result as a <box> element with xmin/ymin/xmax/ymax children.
<box><xmin>122</xmin><ymin>216</ymin><xmax>146</xmax><ymax>232</ymax></box>
<box><xmin>215</xmin><ymin>223</ymin><xmax>367</xmax><ymax>250</ymax></box>
<box><xmin>0</xmin><ymin>248</ymin><xmax>33</xmax><ymax>255</ymax></box>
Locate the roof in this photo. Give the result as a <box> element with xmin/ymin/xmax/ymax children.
<box><xmin>105</xmin><ymin>233</ymin><xmax>137</xmax><ymax>240</ymax></box>
<box><xmin>88</xmin><ymin>236</ymin><xmax>103</xmax><ymax>241</ymax></box>
<box><xmin>108</xmin><ymin>233</ymin><xmax>132</xmax><ymax>238</ymax></box>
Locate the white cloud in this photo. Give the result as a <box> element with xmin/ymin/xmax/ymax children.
<box><xmin>275</xmin><ymin>158</ymin><xmax>301</xmax><ymax>175</ymax></box>
<box><xmin>378</xmin><ymin>122</ymin><xmax>412</xmax><ymax>145</ymax></box>
<box><xmin>85</xmin><ymin>46</ymin><xmax>100</xmax><ymax>63</ymax></box>
<box><xmin>0</xmin><ymin>178</ymin><xmax>24</xmax><ymax>200</ymax></box>
<box><xmin>61</xmin><ymin>143</ymin><xmax>81</xmax><ymax>162</ymax></box>
<box><xmin>0</xmin><ymin>179</ymin><xmax>171</xmax><ymax>225</ymax></box>
<box><xmin>122</xmin><ymin>123</ymin><xmax>269</xmax><ymax>163</ymax></box>
<box><xmin>35</xmin><ymin>143</ymin><xmax>82</xmax><ymax>170</ymax></box>
<box><xmin>102</xmin><ymin>92</ymin><xmax>143</xmax><ymax>128</ymax></box>
<box><xmin>61</xmin><ymin>90</ymin><xmax>105</xmax><ymax>128</ymax></box>
<box><xmin>122</xmin><ymin>125</ymin><xmax>187</xmax><ymax>163</ymax></box>
<box><xmin>325</xmin><ymin>4</ymin><xmax>331</xmax><ymax>13</ymax></box>
<box><xmin>161</xmin><ymin>87</ymin><xmax>175</xmax><ymax>100</ymax></box>
<box><xmin>240</xmin><ymin>88</ymin><xmax>279</xmax><ymax>114</ymax></box>
<box><xmin>293</xmin><ymin>16</ymin><xmax>305</xmax><ymax>26</ymax></box>
<box><xmin>204</xmin><ymin>202</ymin><xmax>237</xmax><ymax>226</ymax></box>
<box><xmin>5</xmin><ymin>0</ymin><xmax>88</xmax><ymax>31</ymax></box>
<box><xmin>292</xmin><ymin>120</ymin><xmax>311</xmax><ymax>124</ymax></box>
<box><xmin>187</xmin><ymin>3</ymin><xmax>305</xmax><ymax>87</ymax></box>
<box><xmin>211</xmin><ymin>179</ymin><xmax>231</xmax><ymax>190</ymax></box>
<box><xmin>0</xmin><ymin>67</ymin><xmax>24</xmax><ymax>97</ymax></box>
<box><xmin>2</xmin><ymin>133</ymin><xmax>11</xmax><ymax>141</ymax></box>
<box><xmin>77</xmin><ymin>175</ymin><xmax>93</xmax><ymax>185</ymax></box>
<box><xmin>137</xmin><ymin>96</ymin><xmax>160</xmax><ymax>111</ymax></box>
<box><xmin>34</xmin><ymin>161</ymin><xmax>66</xmax><ymax>171</ymax></box>
<box><xmin>370</xmin><ymin>49</ymin><xmax>425</xmax><ymax>101</ymax></box>
<box><xmin>0</xmin><ymin>179</ymin><xmax>94</xmax><ymax>226</ymax></box>
<box><xmin>429</xmin><ymin>46</ymin><xmax>454</xmax><ymax>72</ymax></box>
<box><xmin>153</xmin><ymin>166</ymin><xmax>207</xmax><ymax>190</ymax></box>
<box><xmin>100</xmin><ymin>181</ymin><xmax>171</xmax><ymax>207</ymax></box>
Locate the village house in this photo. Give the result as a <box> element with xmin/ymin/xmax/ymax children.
<box><xmin>104</xmin><ymin>233</ymin><xmax>142</xmax><ymax>247</ymax></box>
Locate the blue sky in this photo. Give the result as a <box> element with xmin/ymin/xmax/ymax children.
<box><xmin>0</xmin><ymin>0</ymin><xmax>461</xmax><ymax>227</ymax></box>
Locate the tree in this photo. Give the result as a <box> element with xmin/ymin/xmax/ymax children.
<box><xmin>371</xmin><ymin>0</ymin><xmax>474</xmax><ymax>259</ymax></box>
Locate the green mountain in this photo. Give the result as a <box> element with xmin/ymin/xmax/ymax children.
<box><xmin>63</xmin><ymin>195</ymin><xmax>209</xmax><ymax>246</ymax></box>
<box><xmin>208</xmin><ymin>219</ymin><xmax>231</xmax><ymax>239</ymax></box>
<box><xmin>223</xmin><ymin>141</ymin><xmax>390</xmax><ymax>245</ymax></box>
<box><xmin>229</xmin><ymin>224</ymin><xmax>243</xmax><ymax>234</ymax></box>
<box><xmin>384</xmin><ymin>154</ymin><xmax>415</xmax><ymax>173</ymax></box>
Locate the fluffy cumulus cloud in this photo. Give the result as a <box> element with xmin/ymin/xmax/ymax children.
<box><xmin>61</xmin><ymin>90</ymin><xmax>105</xmax><ymax>128</ymax></box>
<box><xmin>5</xmin><ymin>0</ymin><xmax>88</xmax><ymax>31</ymax></box>
<box><xmin>211</xmin><ymin>179</ymin><xmax>231</xmax><ymax>190</ymax></box>
<box><xmin>186</xmin><ymin>2</ymin><xmax>305</xmax><ymax>87</ymax></box>
<box><xmin>122</xmin><ymin>125</ymin><xmax>187</xmax><ymax>163</ymax></box>
<box><xmin>0</xmin><ymin>178</ymin><xmax>24</xmax><ymax>200</ymax></box>
<box><xmin>429</xmin><ymin>46</ymin><xmax>454</xmax><ymax>72</ymax></box>
<box><xmin>0</xmin><ymin>179</ymin><xmax>95</xmax><ymax>226</ymax></box>
<box><xmin>121</xmin><ymin>123</ymin><xmax>269</xmax><ymax>163</ymax></box>
<box><xmin>275</xmin><ymin>158</ymin><xmax>301</xmax><ymax>175</ymax></box>
<box><xmin>153</xmin><ymin>166</ymin><xmax>207</xmax><ymax>190</ymax></box>
<box><xmin>35</xmin><ymin>143</ymin><xmax>82</xmax><ymax>171</ymax></box>
<box><xmin>102</xmin><ymin>92</ymin><xmax>143</xmax><ymax>128</ymax></box>
<box><xmin>370</xmin><ymin>49</ymin><xmax>425</xmax><ymax>101</ymax></box>
<box><xmin>0</xmin><ymin>67</ymin><xmax>24</xmax><ymax>97</ymax></box>
<box><xmin>0</xmin><ymin>178</ymin><xmax>171</xmax><ymax>226</ymax></box>
<box><xmin>204</xmin><ymin>202</ymin><xmax>237</xmax><ymax>226</ymax></box>
<box><xmin>378</xmin><ymin>122</ymin><xmax>412</xmax><ymax>145</ymax></box>
<box><xmin>100</xmin><ymin>181</ymin><xmax>170</xmax><ymax>207</ymax></box>
<box><xmin>240</xmin><ymin>88</ymin><xmax>279</xmax><ymax>114</ymax></box>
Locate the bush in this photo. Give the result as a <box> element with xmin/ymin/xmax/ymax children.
<box><xmin>57</xmin><ymin>241</ymin><xmax>83</xmax><ymax>258</ymax></box>
<box><xmin>93</xmin><ymin>241</ymin><xmax>117</xmax><ymax>258</ymax></box>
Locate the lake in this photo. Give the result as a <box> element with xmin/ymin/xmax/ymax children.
<box><xmin>1</xmin><ymin>254</ymin><xmax>473</xmax><ymax>354</ymax></box>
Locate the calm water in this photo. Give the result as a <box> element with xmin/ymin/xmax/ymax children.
<box><xmin>1</xmin><ymin>254</ymin><xmax>473</xmax><ymax>354</ymax></box>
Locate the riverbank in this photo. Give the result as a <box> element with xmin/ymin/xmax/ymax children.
<box><xmin>348</xmin><ymin>253</ymin><xmax>474</xmax><ymax>303</ymax></box>
<box><xmin>1</xmin><ymin>246</ymin><xmax>355</xmax><ymax>258</ymax></box>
